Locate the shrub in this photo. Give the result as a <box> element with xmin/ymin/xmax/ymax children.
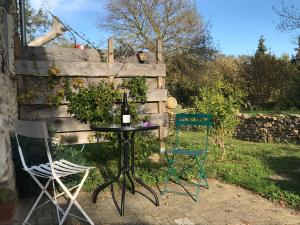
<box><xmin>241</xmin><ymin>52</ymin><xmax>297</xmax><ymax>109</ymax></box>
<box><xmin>65</xmin><ymin>77</ymin><xmax>148</xmax><ymax>126</ymax></box>
<box><xmin>191</xmin><ymin>80</ymin><xmax>245</xmax><ymax>158</ymax></box>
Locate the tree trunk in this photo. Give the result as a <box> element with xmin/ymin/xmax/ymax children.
<box><xmin>28</xmin><ymin>17</ymin><xmax>66</xmax><ymax>47</ymax></box>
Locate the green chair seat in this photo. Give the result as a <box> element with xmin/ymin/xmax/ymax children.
<box><xmin>165</xmin><ymin>149</ymin><xmax>206</xmax><ymax>156</ymax></box>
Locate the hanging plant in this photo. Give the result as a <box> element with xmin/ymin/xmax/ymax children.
<box><xmin>48</xmin><ymin>60</ymin><xmax>60</xmax><ymax>76</ymax></box>
<box><xmin>120</xmin><ymin>76</ymin><xmax>147</xmax><ymax>102</ymax></box>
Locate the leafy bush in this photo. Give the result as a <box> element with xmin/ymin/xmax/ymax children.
<box><xmin>120</xmin><ymin>77</ymin><xmax>147</xmax><ymax>102</ymax></box>
<box><xmin>191</xmin><ymin>80</ymin><xmax>245</xmax><ymax>157</ymax></box>
<box><xmin>241</xmin><ymin>48</ymin><xmax>298</xmax><ymax>110</ymax></box>
<box><xmin>65</xmin><ymin>78</ymin><xmax>148</xmax><ymax>126</ymax></box>
<box><xmin>65</xmin><ymin>80</ymin><xmax>122</xmax><ymax>125</ymax></box>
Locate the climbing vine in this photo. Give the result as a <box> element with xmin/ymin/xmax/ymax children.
<box><xmin>64</xmin><ymin>77</ymin><xmax>148</xmax><ymax>126</ymax></box>
<box><xmin>120</xmin><ymin>76</ymin><xmax>147</xmax><ymax>102</ymax></box>
<box><xmin>17</xmin><ymin>90</ymin><xmax>38</xmax><ymax>104</ymax></box>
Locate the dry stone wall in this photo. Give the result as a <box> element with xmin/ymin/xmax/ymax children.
<box><xmin>0</xmin><ymin>3</ymin><xmax>18</xmax><ymax>188</ymax></box>
<box><xmin>235</xmin><ymin>114</ymin><xmax>300</xmax><ymax>144</ymax></box>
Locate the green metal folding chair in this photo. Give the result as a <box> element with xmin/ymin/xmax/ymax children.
<box><xmin>162</xmin><ymin>113</ymin><xmax>213</xmax><ymax>202</ymax></box>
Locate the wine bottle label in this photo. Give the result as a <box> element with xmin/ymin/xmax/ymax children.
<box><xmin>122</xmin><ymin>115</ymin><xmax>130</xmax><ymax>123</ymax></box>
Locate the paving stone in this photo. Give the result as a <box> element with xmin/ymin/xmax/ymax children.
<box><xmin>14</xmin><ymin>179</ymin><xmax>300</xmax><ymax>225</ymax></box>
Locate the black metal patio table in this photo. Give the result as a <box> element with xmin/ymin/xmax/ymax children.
<box><xmin>90</xmin><ymin>123</ymin><xmax>160</xmax><ymax>216</ymax></box>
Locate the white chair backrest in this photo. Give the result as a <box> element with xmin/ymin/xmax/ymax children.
<box><xmin>16</xmin><ymin>120</ymin><xmax>49</xmax><ymax>138</ymax></box>
<box><xmin>15</xmin><ymin>120</ymin><xmax>54</xmax><ymax>172</ymax></box>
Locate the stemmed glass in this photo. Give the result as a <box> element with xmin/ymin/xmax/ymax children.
<box><xmin>109</xmin><ymin>104</ymin><xmax>118</xmax><ymax>127</ymax></box>
<box><xmin>138</xmin><ymin>104</ymin><xmax>145</xmax><ymax>126</ymax></box>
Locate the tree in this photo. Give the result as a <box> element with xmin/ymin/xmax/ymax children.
<box><xmin>242</xmin><ymin>38</ymin><xmax>297</xmax><ymax>109</ymax></box>
<box><xmin>273</xmin><ymin>1</ymin><xmax>300</xmax><ymax>31</ymax></box>
<box><xmin>255</xmin><ymin>35</ymin><xmax>267</xmax><ymax>55</ymax></box>
<box><xmin>99</xmin><ymin>0</ymin><xmax>216</xmax><ymax>106</ymax></box>
<box><xmin>98</xmin><ymin>0</ymin><xmax>214</xmax><ymax>54</ymax></box>
<box><xmin>24</xmin><ymin>0</ymin><xmax>50</xmax><ymax>41</ymax></box>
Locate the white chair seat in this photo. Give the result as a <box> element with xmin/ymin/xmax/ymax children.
<box><xmin>27</xmin><ymin>159</ymin><xmax>94</xmax><ymax>178</ymax></box>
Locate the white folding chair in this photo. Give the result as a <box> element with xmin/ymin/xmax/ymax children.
<box><xmin>15</xmin><ymin>120</ymin><xmax>95</xmax><ymax>225</ymax></box>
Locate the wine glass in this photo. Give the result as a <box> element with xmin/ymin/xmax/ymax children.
<box><xmin>137</xmin><ymin>104</ymin><xmax>145</xmax><ymax>126</ymax></box>
<box><xmin>109</xmin><ymin>104</ymin><xmax>118</xmax><ymax>127</ymax></box>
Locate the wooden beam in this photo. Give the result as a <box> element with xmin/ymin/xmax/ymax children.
<box><xmin>19</xmin><ymin>102</ymin><xmax>160</xmax><ymax>120</ymax></box>
<box><xmin>18</xmin><ymin>88</ymin><xmax>167</xmax><ymax>105</ymax></box>
<box><xmin>157</xmin><ymin>76</ymin><xmax>164</xmax><ymax>89</ymax></box>
<box><xmin>55</xmin><ymin>131</ymin><xmax>99</xmax><ymax>144</ymax></box>
<box><xmin>16</xmin><ymin>60</ymin><xmax>166</xmax><ymax>77</ymax></box>
<box><xmin>108</xmin><ymin>38</ymin><xmax>114</xmax><ymax>64</ymax></box>
<box><xmin>156</xmin><ymin>39</ymin><xmax>163</xmax><ymax>63</ymax></box>
<box><xmin>18</xmin><ymin>113</ymin><xmax>168</xmax><ymax>134</ymax></box>
<box><xmin>18</xmin><ymin>46</ymin><xmax>103</xmax><ymax>62</ymax></box>
<box><xmin>108</xmin><ymin>75</ymin><xmax>114</xmax><ymax>83</ymax></box>
<box><xmin>158</xmin><ymin>101</ymin><xmax>165</xmax><ymax>113</ymax></box>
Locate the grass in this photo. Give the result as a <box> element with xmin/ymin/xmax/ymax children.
<box><xmin>52</xmin><ymin>131</ymin><xmax>300</xmax><ymax>209</ymax></box>
<box><xmin>176</xmin><ymin>131</ymin><xmax>300</xmax><ymax>209</ymax></box>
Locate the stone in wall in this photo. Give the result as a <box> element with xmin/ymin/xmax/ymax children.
<box><xmin>235</xmin><ymin>114</ymin><xmax>300</xmax><ymax>145</ymax></box>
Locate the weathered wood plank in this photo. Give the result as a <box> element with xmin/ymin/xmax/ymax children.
<box><xmin>114</xmin><ymin>77</ymin><xmax>158</xmax><ymax>89</ymax></box>
<box><xmin>55</xmin><ymin>128</ymin><xmax>166</xmax><ymax>144</ymax></box>
<box><xmin>18</xmin><ymin>46</ymin><xmax>104</xmax><ymax>62</ymax></box>
<box><xmin>150</xmin><ymin>112</ymin><xmax>169</xmax><ymax>126</ymax></box>
<box><xmin>20</xmin><ymin>112</ymin><xmax>168</xmax><ymax>133</ymax></box>
<box><xmin>18</xmin><ymin>47</ymin><xmax>158</xmax><ymax>64</ymax></box>
<box><xmin>19</xmin><ymin>76</ymin><xmax>158</xmax><ymax>91</ymax></box>
<box><xmin>18</xmin><ymin>88</ymin><xmax>167</xmax><ymax>105</ymax></box>
<box><xmin>16</xmin><ymin>60</ymin><xmax>166</xmax><ymax>77</ymax></box>
<box><xmin>19</xmin><ymin>102</ymin><xmax>160</xmax><ymax>120</ymax></box>
<box><xmin>147</xmin><ymin>89</ymin><xmax>167</xmax><ymax>102</ymax></box>
<box><xmin>54</xmin><ymin>131</ymin><xmax>98</xmax><ymax>144</ymax></box>
<box><xmin>115</xmin><ymin>52</ymin><xmax>157</xmax><ymax>64</ymax></box>
<box><xmin>19</xmin><ymin>105</ymin><xmax>70</xmax><ymax>119</ymax></box>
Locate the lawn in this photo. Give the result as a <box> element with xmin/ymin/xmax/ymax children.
<box><xmin>175</xmin><ymin>131</ymin><xmax>300</xmax><ymax>209</ymax></box>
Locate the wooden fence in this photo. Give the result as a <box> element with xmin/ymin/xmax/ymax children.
<box><xmin>16</xmin><ymin>39</ymin><xmax>168</xmax><ymax>143</ymax></box>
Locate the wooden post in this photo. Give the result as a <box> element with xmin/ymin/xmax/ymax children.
<box><xmin>108</xmin><ymin>75</ymin><xmax>114</xmax><ymax>83</ymax></box>
<box><xmin>156</xmin><ymin>38</ymin><xmax>162</xmax><ymax>63</ymax></box>
<box><xmin>108</xmin><ymin>38</ymin><xmax>114</xmax><ymax>64</ymax></box>
<box><xmin>158</xmin><ymin>102</ymin><xmax>165</xmax><ymax>114</ymax></box>
<box><xmin>157</xmin><ymin>76</ymin><xmax>164</xmax><ymax>89</ymax></box>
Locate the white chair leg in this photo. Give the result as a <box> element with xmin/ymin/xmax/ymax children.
<box><xmin>74</xmin><ymin>200</ymin><xmax>95</xmax><ymax>224</ymax></box>
<box><xmin>56</xmin><ymin>170</ymin><xmax>94</xmax><ymax>225</ymax></box>
<box><xmin>52</xmin><ymin>180</ymin><xmax>61</xmax><ymax>224</ymax></box>
<box><xmin>22</xmin><ymin>179</ymin><xmax>51</xmax><ymax>225</ymax></box>
<box><xmin>28</xmin><ymin>174</ymin><xmax>65</xmax><ymax>219</ymax></box>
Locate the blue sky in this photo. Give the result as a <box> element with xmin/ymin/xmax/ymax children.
<box><xmin>30</xmin><ymin>0</ymin><xmax>300</xmax><ymax>57</ymax></box>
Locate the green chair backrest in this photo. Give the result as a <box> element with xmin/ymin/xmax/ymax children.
<box><xmin>175</xmin><ymin>113</ymin><xmax>213</xmax><ymax>152</ymax></box>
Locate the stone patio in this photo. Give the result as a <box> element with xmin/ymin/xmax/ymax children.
<box><xmin>14</xmin><ymin>179</ymin><xmax>300</xmax><ymax>225</ymax></box>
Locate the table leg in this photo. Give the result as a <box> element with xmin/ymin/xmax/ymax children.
<box><xmin>92</xmin><ymin>133</ymin><xmax>123</xmax><ymax>203</ymax></box>
<box><xmin>130</xmin><ymin>132</ymin><xmax>159</xmax><ymax>206</ymax></box>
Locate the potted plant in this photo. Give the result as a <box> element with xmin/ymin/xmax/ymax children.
<box><xmin>0</xmin><ymin>187</ymin><xmax>17</xmax><ymax>225</ymax></box>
